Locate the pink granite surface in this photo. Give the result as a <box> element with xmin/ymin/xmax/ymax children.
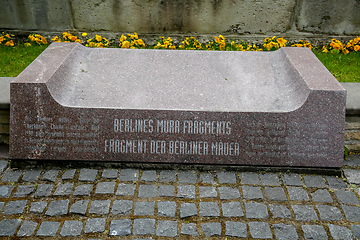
<box><xmin>10</xmin><ymin>43</ymin><xmax>346</xmax><ymax>167</ymax></box>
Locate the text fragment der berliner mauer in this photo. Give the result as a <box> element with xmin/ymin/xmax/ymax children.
<box><xmin>10</xmin><ymin>42</ymin><xmax>346</xmax><ymax>167</ymax></box>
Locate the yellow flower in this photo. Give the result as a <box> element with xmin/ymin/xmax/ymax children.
<box><xmin>5</xmin><ymin>40</ymin><xmax>14</xmax><ymax>47</ymax></box>
<box><xmin>0</xmin><ymin>36</ymin><xmax>4</xmax><ymax>42</ymax></box>
<box><xmin>134</xmin><ymin>32</ymin><xmax>138</xmax><ymax>40</ymax></box>
<box><xmin>96</xmin><ymin>42</ymin><xmax>104</xmax><ymax>48</ymax></box>
<box><xmin>120</xmin><ymin>34</ymin><xmax>127</xmax><ymax>42</ymax></box>
<box><xmin>75</xmin><ymin>39</ymin><xmax>82</xmax><ymax>43</ymax></box>
<box><xmin>5</xmin><ymin>34</ymin><xmax>10</xmax><ymax>38</ymax></box>
<box><xmin>89</xmin><ymin>42</ymin><xmax>95</xmax><ymax>47</ymax></box>
<box><xmin>355</xmin><ymin>45</ymin><xmax>360</xmax><ymax>52</ymax></box>
<box><xmin>276</xmin><ymin>38</ymin><xmax>287</xmax><ymax>47</ymax></box>
<box><xmin>82</xmin><ymin>32</ymin><xmax>88</xmax><ymax>37</ymax></box>
<box><xmin>95</xmin><ymin>35</ymin><xmax>102</xmax><ymax>42</ymax></box>
<box><xmin>121</xmin><ymin>41</ymin><xmax>130</xmax><ymax>48</ymax></box>
<box><xmin>24</xmin><ymin>43</ymin><xmax>31</xmax><ymax>47</ymax></box>
<box><xmin>322</xmin><ymin>46</ymin><xmax>329</xmax><ymax>53</ymax></box>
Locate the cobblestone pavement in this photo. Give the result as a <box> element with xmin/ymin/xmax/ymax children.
<box><xmin>1</xmin><ymin>157</ymin><xmax>360</xmax><ymax>239</ymax></box>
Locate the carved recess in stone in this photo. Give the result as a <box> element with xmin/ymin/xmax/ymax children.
<box><xmin>10</xmin><ymin>43</ymin><xmax>346</xmax><ymax>167</ymax></box>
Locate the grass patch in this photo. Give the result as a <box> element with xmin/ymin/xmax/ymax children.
<box><xmin>314</xmin><ymin>50</ymin><xmax>360</xmax><ymax>82</ymax></box>
<box><xmin>0</xmin><ymin>45</ymin><xmax>359</xmax><ymax>83</ymax></box>
<box><xmin>0</xmin><ymin>45</ymin><xmax>48</xmax><ymax>77</ymax></box>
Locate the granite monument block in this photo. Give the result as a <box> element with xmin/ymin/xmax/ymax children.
<box><xmin>10</xmin><ymin>42</ymin><xmax>346</xmax><ymax>167</ymax></box>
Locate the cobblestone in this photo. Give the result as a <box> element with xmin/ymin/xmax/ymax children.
<box><xmin>292</xmin><ymin>205</ymin><xmax>318</xmax><ymax>221</ymax></box>
<box><xmin>133</xmin><ymin>218</ymin><xmax>155</xmax><ymax>235</ymax></box>
<box><xmin>102</xmin><ymin>169</ymin><xmax>118</xmax><ymax>179</ymax></box>
<box><xmin>178</xmin><ymin>171</ymin><xmax>197</xmax><ymax>183</ymax></box>
<box><xmin>42</xmin><ymin>169</ymin><xmax>59</xmax><ymax>182</ymax></box>
<box><xmin>301</xmin><ymin>225</ymin><xmax>328</xmax><ymax>240</ymax></box>
<box><xmin>116</xmin><ymin>183</ymin><xmax>135</xmax><ymax>196</ymax></box>
<box><xmin>138</xmin><ymin>184</ymin><xmax>157</xmax><ymax>197</ymax></box>
<box><xmin>180</xmin><ymin>202</ymin><xmax>197</xmax><ymax>218</ymax></box>
<box><xmin>119</xmin><ymin>169</ymin><xmax>139</xmax><ymax>181</ymax></box>
<box><xmin>53</xmin><ymin>182</ymin><xmax>73</xmax><ymax>196</ymax></box>
<box><xmin>218</xmin><ymin>186</ymin><xmax>241</xmax><ymax>199</ymax></box>
<box><xmin>111</xmin><ymin>200</ymin><xmax>133</xmax><ymax>215</ymax></box>
<box><xmin>79</xmin><ymin>168</ymin><xmax>98</xmax><ymax>182</ymax></box>
<box><xmin>13</xmin><ymin>184</ymin><xmax>34</xmax><ymax>197</ymax></box>
<box><xmin>159</xmin><ymin>170</ymin><xmax>176</xmax><ymax>182</ymax></box>
<box><xmin>316</xmin><ymin>205</ymin><xmax>343</xmax><ymax>221</ymax></box>
<box><xmin>326</xmin><ymin>176</ymin><xmax>347</xmax><ymax>189</ymax></box>
<box><xmin>225</xmin><ymin>221</ymin><xmax>247</xmax><ymax>237</ymax></box>
<box><xmin>273</xmin><ymin>223</ymin><xmax>298</xmax><ymax>240</ymax></box>
<box><xmin>156</xmin><ymin>220</ymin><xmax>178</xmax><ymax>237</ymax></box>
<box><xmin>328</xmin><ymin>224</ymin><xmax>354</xmax><ymax>239</ymax></box>
<box><xmin>265</xmin><ymin>187</ymin><xmax>287</xmax><ymax>201</ymax></box>
<box><xmin>199</xmin><ymin>186</ymin><xmax>217</xmax><ymax>198</ymax></box>
<box><xmin>140</xmin><ymin>170</ymin><xmax>157</xmax><ymax>181</ymax></box>
<box><xmin>84</xmin><ymin>218</ymin><xmax>105</xmax><ymax>233</ymax></box>
<box><xmin>89</xmin><ymin>200</ymin><xmax>110</xmax><ymax>215</ymax></box>
<box><xmin>269</xmin><ymin>204</ymin><xmax>292</xmax><ymax>218</ymax></box>
<box><xmin>181</xmin><ymin>223</ymin><xmax>198</xmax><ymax>236</ymax></box>
<box><xmin>3</xmin><ymin>200</ymin><xmax>27</xmax><ymax>215</ymax></box>
<box><xmin>240</xmin><ymin>172</ymin><xmax>259</xmax><ymax>185</ymax></box>
<box><xmin>158</xmin><ymin>185</ymin><xmax>174</xmax><ymax>196</ymax></box>
<box><xmin>201</xmin><ymin>222</ymin><xmax>221</xmax><ymax>237</ymax></box>
<box><xmin>45</xmin><ymin>199</ymin><xmax>69</xmax><ymax>216</ymax></box>
<box><xmin>158</xmin><ymin>201</ymin><xmax>176</xmax><ymax>217</ymax></box>
<box><xmin>242</xmin><ymin>185</ymin><xmax>263</xmax><ymax>199</ymax></box>
<box><xmin>259</xmin><ymin>173</ymin><xmax>280</xmax><ymax>186</ymax></box>
<box><xmin>311</xmin><ymin>189</ymin><xmax>333</xmax><ymax>203</ymax></box>
<box><xmin>60</xmin><ymin>220</ymin><xmax>83</xmax><ymax>236</ymax></box>
<box><xmin>1</xmin><ymin>170</ymin><xmax>22</xmax><ymax>182</ymax></box>
<box><xmin>303</xmin><ymin>175</ymin><xmax>327</xmax><ymax>188</ymax></box>
<box><xmin>281</xmin><ymin>173</ymin><xmax>302</xmax><ymax>186</ymax></box>
<box><xmin>222</xmin><ymin>201</ymin><xmax>244</xmax><ymax>217</ymax></box>
<box><xmin>0</xmin><ymin>185</ymin><xmax>13</xmax><ymax>197</ymax></box>
<box><xmin>335</xmin><ymin>190</ymin><xmax>359</xmax><ymax>205</ymax></box>
<box><xmin>17</xmin><ymin>220</ymin><xmax>38</xmax><ymax>237</ymax></box>
<box><xmin>177</xmin><ymin>185</ymin><xmax>195</xmax><ymax>198</ymax></box>
<box><xmin>245</xmin><ymin>202</ymin><xmax>269</xmax><ymax>219</ymax></box>
<box><xmin>217</xmin><ymin>171</ymin><xmax>236</xmax><ymax>183</ymax></box>
<box><xmin>287</xmin><ymin>187</ymin><xmax>309</xmax><ymax>201</ymax></box>
<box><xmin>34</xmin><ymin>184</ymin><xmax>53</xmax><ymax>197</ymax></box>
<box><xmin>74</xmin><ymin>184</ymin><xmax>93</xmax><ymax>196</ymax></box>
<box><xmin>248</xmin><ymin>222</ymin><xmax>272</xmax><ymax>239</ymax></box>
<box><xmin>200</xmin><ymin>172</ymin><xmax>214</xmax><ymax>183</ymax></box>
<box><xmin>134</xmin><ymin>201</ymin><xmax>155</xmax><ymax>215</ymax></box>
<box><xmin>22</xmin><ymin>170</ymin><xmax>41</xmax><ymax>182</ymax></box>
<box><xmin>95</xmin><ymin>181</ymin><xmax>115</xmax><ymax>194</ymax></box>
<box><xmin>61</xmin><ymin>169</ymin><xmax>76</xmax><ymax>180</ymax></box>
<box><xmin>0</xmin><ymin>219</ymin><xmax>22</xmax><ymax>236</ymax></box>
<box><xmin>30</xmin><ymin>201</ymin><xmax>47</xmax><ymax>213</ymax></box>
<box><xmin>342</xmin><ymin>205</ymin><xmax>360</xmax><ymax>222</ymax></box>
<box><xmin>199</xmin><ymin>202</ymin><xmax>220</xmax><ymax>217</ymax></box>
<box><xmin>1</xmin><ymin>163</ymin><xmax>360</xmax><ymax>239</ymax></box>
<box><xmin>36</xmin><ymin>221</ymin><xmax>61</xmax><ymax>236</ymax></box>
<box><xmin>110</xmin><ymin>219</ymin><xmax>131</xmax><ymax>236</ymax></box>
<box><xmin>70</xmin><ymin>200</ymin><xmax>89</xmax><ymax>215</ymax></box>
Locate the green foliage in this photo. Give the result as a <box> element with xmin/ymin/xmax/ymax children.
<box><xmin>314</xmin><ymin>50</ymin><xmax>360</xmax><ymax>82</ymax></box>
<box><xmin>0</xmin><ymin>44</ymin><xmax>48</xmax><ymax>77</ymax></box>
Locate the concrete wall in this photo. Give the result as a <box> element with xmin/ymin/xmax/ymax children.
<box><xmin>0</xmin><ymin>0</ymin><xmax>359</xmax><ymax>40</ymax></box>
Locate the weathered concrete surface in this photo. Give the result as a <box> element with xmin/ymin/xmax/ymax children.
<box><xmin>0</xmin><ymin>0</ymin><xmax>73</xmax><ymax>30</ymax></box>
<box><xmin>296</xmin><ymin>0</ymin><xmax>360</xmax><ymax>35</ymax></box>
<box><xmin>71</xmin><ymin>0</ymin><xmax>296</xmax><ymax>34</ymax></box>
<box><xmin>10</xmin><ymin>43</ymin><xmax>346</xmax><ymax>167</ymax></box>
<box><xmin>0</xmin><ymin>0</ymin><xmax>359</xmax><ymax>37</ymax></box>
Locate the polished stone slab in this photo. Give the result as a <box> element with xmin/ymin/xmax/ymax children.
<box><xmin>10</xmin><ymin>42</ymin><xmax>346</xmax><ymax>167</ymax></box>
